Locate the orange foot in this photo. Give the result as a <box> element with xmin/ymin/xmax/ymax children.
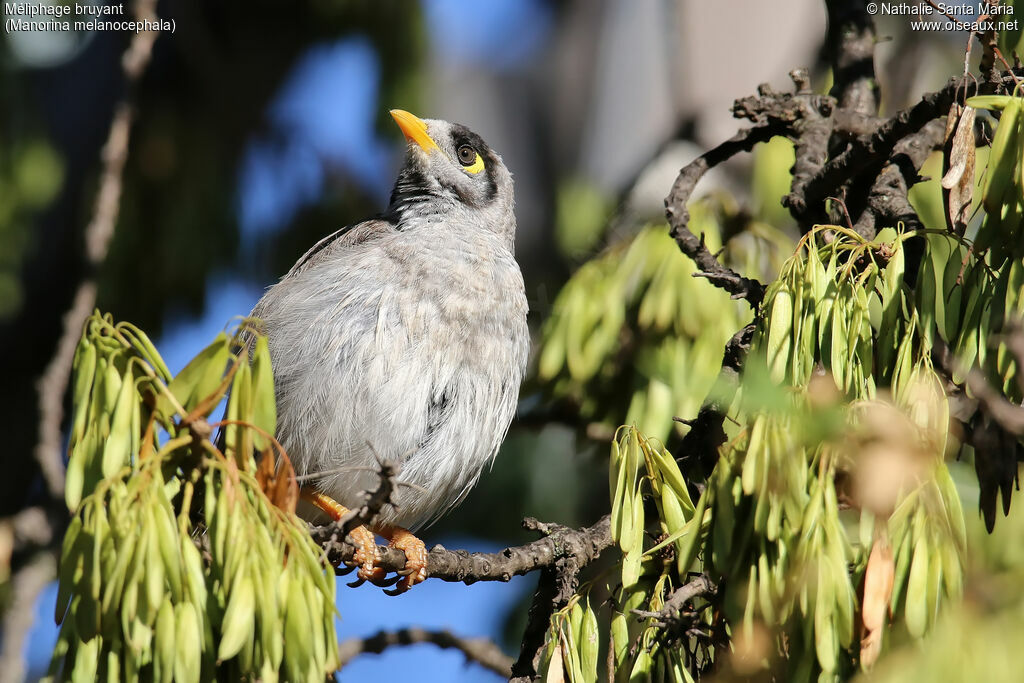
<box><xmin>300</xmin><ymin>489</ymin><xmax>427</xmax><ymax>593</ymax></box>
<box><xmin>378</xmin><ymin>525</ymin><xmax>428</xmax><ymax>595</ymax></box>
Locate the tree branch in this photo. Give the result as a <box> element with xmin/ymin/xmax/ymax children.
<box><xmin>632</xmin><ymin>574</ymin><xmax>718</xmax><ymax>629</ymax></box>
<box><xmin>337</xmin><ymin>628</ymin><xmax>513</xmax><ymax>678</ymax></box>
<box><xmin>335</xmin><ymin>459</ymin><xmax>400</xmax><ymax>539</ymax></box>
<box><xmin>800</xmin><ymin>77</ymin><xmax>966</xmax><ymax>222</ymax></box>
<box><xmin>931</xmin><ymin>338</ymin><xmax>1024</xmax><ymax>532</ymax></box>
<box><xmin>0</xmin><ymin>552</ymin><xmax>57</xmax><ymax>683</ymax></box>
<box><xmin>933</xmin><ymin>341</ymin><xmax>1024</xmax><ymax>436</ymax></box>
<box><xmin>664</xmin><ymin>125</ymin><xmax>774</xmax><ymax>309</ymax></box>
<box><xmin>9</xmin><ymin>5</ymin><xmax>160</xmax><ymax>681</ymax></box>
<box><xmin>677</xmin><ymin>323</ymin><xmax>756</xmax><ymax>481</ymax></box>
<box><xmin>33</xmin><ymin>0</ymin><xmax>160</xmax><ymax>503</ymax></box>
<box><xmin>853</xmin><ymin>119</ymin><xmax>947</xmax><ymax>238</ymax></box>
<box><xmin>510</xmin><ymin>565</ymin><xmax>559</xmax><ymax>682</ymax></box>
<box><xmin>311</xmin><ymin>515</ymin><xmax>613</xmax><ymax>586</ymax></box>
<box><xmin>313</xmin><ymin>514</ymin><xmax>613</xmax><ymax>682</ymax></box>
<box><xmin>825</xmin><ymin>0</ymin><xmax>880</xmax><ymax>116</ymax></box>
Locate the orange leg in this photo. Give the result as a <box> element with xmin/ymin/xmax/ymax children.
<box><xmin>300</xmin><ymin>489</ymin><xmax>385</xmax><ymax>583</ymax></box>
<box><xmin>378</xmin><ymin>525</ymin><xmax>428</xmax><ymax>594</ymax></box>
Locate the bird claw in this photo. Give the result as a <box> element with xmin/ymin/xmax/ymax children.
<box><xmin>378</xmin><ymin>526</ymin><xmax>428</xmax><ymax>594</ymax></box>
<box><xmin>371</xmin><ymin>574</ymin><xmax>403</xmax><ymax>588</ymax></box>
<box><xmin>338</xmin><ymin>526</ymin><xmax>428</xmax><ymax>594</ymax></box>
<box><xmin>299</xmin><ymin>487</ymin><xmax>428</xmax><ymax>593</ymax></box>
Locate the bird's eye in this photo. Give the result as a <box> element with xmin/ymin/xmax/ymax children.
<box><xmin>456</xmin><ymin>145</ymin><xmax>485</xmax><ymax>174</ymax></box>
<box><xmin>457</xmin><ymin>145</ymin><xmax>476</xmax><ymax>165</ymax></box>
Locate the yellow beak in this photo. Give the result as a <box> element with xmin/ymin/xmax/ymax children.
<box><xmin>390</xmin><ymin>109</ymin><xmax>440</xmax><ymax>152</ymax></box>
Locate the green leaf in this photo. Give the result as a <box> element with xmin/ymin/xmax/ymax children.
<box><xmin>157</xmin><ymin>333</ymin><xmax>230</xmax><ymax>417</ymax></box>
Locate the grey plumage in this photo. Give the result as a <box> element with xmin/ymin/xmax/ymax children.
<box><xmin>250</xmin><ymin>116</ymin><xmax>529</xmax><ymax>532</ymax></box>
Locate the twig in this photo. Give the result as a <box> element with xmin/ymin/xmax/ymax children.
<box><xmin>337</xmin><ymin>457</ymin><xmax>400</xmax><ymax>538</ymax></box>
<box><xmin>510</xmin><ymin>565</ymin><xmax>559</xmax><ymax>682</ymax></box>
<box><xmin>33</xmin><ymin>0</ymin><xmax>160</xmax><ymax>502</ymax></box>
<box><xmin>632</xmin><ymin>575</ymin><xmax>717</xmax><ymax>629</ymax></box>
<box><xmin>0</xmin><ymin>553</ymin><xmax>57</xmax><ymax>683</ymax></box>
<box><xmin>678</xmin><ymin>323</ymin><xmax>756</xmax><ymax>481</ymax></box>
<box><xmin>935</xmin><ymin>345</ymin><xmax>1024</xmax><ymax>436</ymax></box>
<box><xmin>663</xmin><ymin>125</ymin><xmax>774</xmax><ymax>309</ymax></box>
<box><xmin>509</xmin><ymin>516</ymin><xmax>612</xmax><ymax>682</ymax></box>
<box><xmin>337</xmin><ymin>628</ymin><xmax>513</xmax><ymax>678</ymax></box>
<box><xmin>827</xmin><ymin>196</ymin><xmax>855</xmax><ymax>231</ymax></box>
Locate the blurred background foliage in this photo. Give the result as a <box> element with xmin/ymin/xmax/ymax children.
<box><xmin>4</xmin><ymin>0</ymin><xmax>1023</xmax><ymax>681</ymax></box>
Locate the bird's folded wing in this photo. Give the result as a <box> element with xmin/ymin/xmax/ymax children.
<box><xmin>285</xmin><ymin>218</ymin><xmax>397</xmax><ymax>278</ymax></box>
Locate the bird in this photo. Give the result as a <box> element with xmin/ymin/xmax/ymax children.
<box><xmin>249</xmin><ymin>110</ymin><xmax>529</xmax><ymax>592</ymax></box>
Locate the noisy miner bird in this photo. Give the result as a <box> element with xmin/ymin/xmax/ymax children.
<box><xmin>250</xmin><ymin>110</ymin><xmax>529</xmax><ymax>593</ymax></box>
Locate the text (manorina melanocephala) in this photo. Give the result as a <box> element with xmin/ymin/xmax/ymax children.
<box><xmin>249</xmin><ymin>110</ymin><xmax>529</xmax><ymax>593</ymax></box>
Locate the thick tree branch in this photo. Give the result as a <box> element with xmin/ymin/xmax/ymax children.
<box><xmin>782</xmin><ymin>100</ymin><xmax>835</xmax><ymax>227</ymax></box>
<box><xmin>337</xmin><ymin>628</ymin><xmax>513</xmax><ymax>678</ymax></box>
<box><xmin>800</xmin><ymin>77</ymin><xmax>966</xmax><ymax>221</ymax></box>
<box><xmin>853</xmin><ymin>119</ymin><xmax>947</xmax><ymax>237</ymax></box>
<box><xmin>825</xmin><ymin>0</ymin><xmax>880</xmax><ymax>116</ymax></box>
<box><xmin>314</xmin><ymin>515</ymin><xmax>613</xmax><ymax>682</ymax></box>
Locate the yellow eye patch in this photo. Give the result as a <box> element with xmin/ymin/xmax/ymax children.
<box><xmin>464</xmin><ymin>152</ymin><xmax>485</xmax><ymax>174</ymax></box>
<box><xmin>456</xmin><ymin>143</ymin><xmax>485</xmax><ymax>174</ymax></box>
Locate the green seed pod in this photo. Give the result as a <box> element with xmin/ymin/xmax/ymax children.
<box><xmin>218</xmin><ymin>573</ymin><xmax>256</xmax><ymax>662</ymax></box>
<box><xmin>174</xmin><ymin>602</ymin><xmax>202</xmax><ymax>683</ymax></box>
<box><xmin>154</xmin><ymin>598</ymin><xmax>176</xmax><ymax>683</ymax></box>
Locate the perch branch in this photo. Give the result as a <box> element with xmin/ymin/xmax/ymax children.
<box><xmin>313</xmin><ymin>512</ymin><xmax>612</xmax><ymax>682</ymax></box>
<box><xmin>312</xmin><ymin>515</ymin><xmax>612</xmax><ymax>586</ymax></box>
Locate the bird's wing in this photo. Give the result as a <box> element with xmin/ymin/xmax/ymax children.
<box><xmin>244</xmin><ymin>217</ymin><xmax>396</xmax><ymax>343</ymax></box>
<box><xmin>283</xmin><ymin>217</ymin><xmax>397</xmax><ymax>278</ymax></box>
